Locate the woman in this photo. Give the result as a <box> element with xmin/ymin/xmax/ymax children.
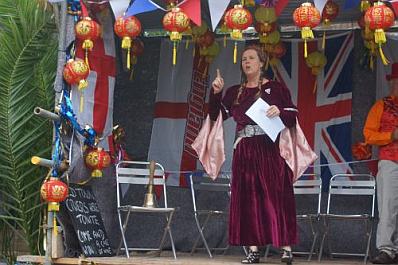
<box><xmin>209</xmin><ymin>45</ymin><xmax>298</xmax><ymax>264</ymax></box>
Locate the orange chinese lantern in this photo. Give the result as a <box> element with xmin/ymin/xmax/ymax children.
<box><xmin>85</xmin><ymin>147</ymin><xmax>111</xmax><ymax>177</ymax></box>
<box><xmin>293</xmin><ymin>3</ymin><xmax>321</xmax><ymax>58</ymax></box>
<box><xmin>63</xmin><ymin>58</ymin><xmax>90</xmax><ymax>90</ymax></box>
<box><xmin>224</xmin><ymin>5</ymin><xmax>253</xmax><ymax>63</ymax></box>
<box><xmin>41</xmin><ymin>177</ymin><xmax>69</xmax><ymax>235</ymax></box>
<box><xmin>114</xmin><ymin>15</ymin><xmax>142</xmax><ymax>69</ymax></box>
<box><xmin>163</xmin><ymin>7</ymin><xmax>190</xmax><ymax>65</ymax></box>
<box><xmin>75</xmin><ymin>17</ymin><xmax>101</xmax><ymax>68</ymax></box>
<box><xmin>364</xmin><ymin>1</ymin><xmax>395</xmax><ymax>65</ymax></box>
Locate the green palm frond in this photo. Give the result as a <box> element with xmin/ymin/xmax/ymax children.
<box><xmin>0</xmin><ymin>0</ymin><xmax>57</xmax><ymax>262</ymax></box>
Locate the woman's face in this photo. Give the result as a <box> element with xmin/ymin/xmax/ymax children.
<box><xmin>241</xmin><ymin>49</ymin><xmax>263</xmax><ymax>78</ymax></box>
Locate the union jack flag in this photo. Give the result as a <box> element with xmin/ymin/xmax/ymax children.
<box><xmin>271</xmin><ymin>32</ymin><xmax>354</xmax><ymax>189</ymax></box>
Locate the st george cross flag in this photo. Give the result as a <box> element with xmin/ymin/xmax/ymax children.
<box><xmin>73</xmin><ymin>9</ymin><xmax>116</xmax><ymax>151</ymax></box>
<box><xmin>148</xmin><ymin>40</ymin><xmax>244</xmax><ymax>186</ymax></box>
<box><xmin>149</xmin><ymin>32</ymin><xmax>354</xmax><ymax>189</ymax></box>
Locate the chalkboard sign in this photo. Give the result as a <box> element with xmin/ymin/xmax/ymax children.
<box><xmin>62</xmin><ymin>184</ymin><xmax>113</xmax><ymax>257</ymax></box>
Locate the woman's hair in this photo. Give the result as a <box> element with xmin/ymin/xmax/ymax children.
<box><xmin>234</xmin><ymin>45</ymin><xmax>267</xmax><ymax>105</ymax></box>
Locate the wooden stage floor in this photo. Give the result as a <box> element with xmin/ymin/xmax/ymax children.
<box><xmin>18</xmin><ymin>253</ymin><xmax>369</xmax><ymax>265</ymax></box>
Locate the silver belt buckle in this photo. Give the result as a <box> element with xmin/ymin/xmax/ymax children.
<box><xmin>245</xmin><ymin>125</ymin><xmax>255</xmax><ymax>137</ymax></box>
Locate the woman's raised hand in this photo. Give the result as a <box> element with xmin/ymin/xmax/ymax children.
<box><xmin>212</xmin><ymin>69</ymin><xmax>224</xmax><ymax>94</ymax></box>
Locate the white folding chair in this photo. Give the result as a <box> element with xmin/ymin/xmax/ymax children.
<box><xmin>293</xmin><ymin>174</ymin><xmax>322</xmax><ymax>261</ymax></box>
<box><xmin>115</xmin><ymin>161</ymin><xmax>176</xmax><ymax>259</ymax></box>
<box><xmin>189</xmin><ymin>173</ymin><xmax>231</xmax><ymax>258</ymax></box>
<box><xmin>318</xmin><ymin>174</ymin><xmax>376</xmax><ymax>264</ymax></box>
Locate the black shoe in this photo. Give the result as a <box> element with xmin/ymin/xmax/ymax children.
<box><xmin>241</xmin><ymin>250</ymin><xmax>260</xmax><ymax>264</ymax></box>
<box><xmin>281</xmin><ymin>249</ymin><xmax>293</xmax><ymax>265</ymax></box>
<box><xmin>372</xmin><ymin>251</ymin><xmax>396</xmax><ymax>264</ymax></box>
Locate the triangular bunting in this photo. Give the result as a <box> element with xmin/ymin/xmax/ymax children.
<box><xmin>208</xmin><ymin>0</ymin><xmax>230</xmax><ymax>31</ymax></box>
<box><xmin>275</xmin><ymin>0</ymin><xmax>289</xmax><ymax>16</ymax></box>
<box><xmin>179</xmin><ymin>0</ymin><xmax>201</xmax><ymax>26</ymax></box>
<box><xmin>314</xmin><ymin>0</ymin><xmax>328</xmax><ymax>15</ymax></box>
<box><xmin>125</xmin><ymin>0</ymin><xmax>159</xmax><ymax>17</ymax></box>
<box><xmin>109</xmin><ymin>0</ymin><xmax>130</xmax><ymax>18</ymax></box>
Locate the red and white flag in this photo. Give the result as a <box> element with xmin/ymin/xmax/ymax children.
<box><xmin>73</xmin><ymin>9</ymin><xmax>116</xmax><ymax>151</ymax></box>
<box><xmin>148</xmin><ymin>39</ymin><xmax>244</xmax><ymax>186</ymax></box>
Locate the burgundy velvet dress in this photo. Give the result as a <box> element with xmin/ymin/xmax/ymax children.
<box><xmin>209</xmin><ymin>81</ymin><xmax>298</xmax><ymax>247</ymax></box>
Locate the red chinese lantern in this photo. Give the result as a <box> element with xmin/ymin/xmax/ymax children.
<box><xmin>322</xmin><ymin>1</ymin><xmax>339</xmax><ymax>24</ymax></box>
<box><xmin>224</xmin><ymin>5</ymin><xmax>253</xmax><ymax>63</ymax></box>
<box><xmin>114</xmin><ymin>15</ymin><xmax>142</xmax><ymax>69</ymax></box>
<box><xmin>163</xmin><ymin>7</ymin><xmax>190</xmax><ymax>65</ymax></box>
<box><xmin>85</xmin><ymin>147</ymin><xmax>111</xmax><ymax>177</ymax></box>
<box><xmin>364</xmin><ymin>1</ymin><xmax>395</xmax><ymax>65</ymax></box>
<box><xmin>41</xmin><ymin>178</ymin><xmax>69</xmax><ymax>207</ymax></box>
<box><xmin>41</xmin><ymin>177</ymin><xmax>68</xmax><ymax>235</ymax></box>
<box><xmin>321</xmin><ymin>0</ymin><xmax>339</xmax><ymax>49</ymax></box>
<box><xmin>75</xmin><ymin>16</ymin><xmax>101</xmax><ymax>68</ymax></box>
<box><xmin>293</xmin><ymin>2</ymin><xmax>321</xmax><ymax>58</ymax></box>
<box><xmin>63</xmin><ymin>58</ymin><xmax>90</xmax><ymax>90</ymax></box>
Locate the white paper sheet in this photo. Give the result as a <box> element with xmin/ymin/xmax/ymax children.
<box><xmin>245</xmin><ymin>98</ymin><xmax>285</xmax><ymax>142</ymax></box>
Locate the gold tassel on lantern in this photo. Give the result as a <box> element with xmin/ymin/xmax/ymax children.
<box><xmin>82</xmin><ymin>40</ymin><xmax>93</xmax><ymax>68</ymax></box>
<box><xmin>374</xmin><ymin>29</ymin><xmax>389</xmax><ymax>65</ymax></box>
<box><xmin>233</xmin><ymin>42</ymin><xmax>238</xmax><ymax>64</ymax></box>
<box><xmin>48</xmin><ymin>203</ymin><xmax>59</xmax><ymax>236</ymax></box>
<box><xmin>301</xmin><ymin>27</ymin><xmax>314</xmax><ymax>58</ymax></box>
<box><xmin>173</xmin><ymin>42</ymin><xmax>177</xmax><ymax>65</ymax></box>
<box><xmin>121</xmin><ymin>37</ymin><xmax>132</xmax><ymax>69</ymax></box>
<box><xmin>322</xmin><ymin>31</ymin><xmax>326</xmax><ymax>50</ymax></box>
